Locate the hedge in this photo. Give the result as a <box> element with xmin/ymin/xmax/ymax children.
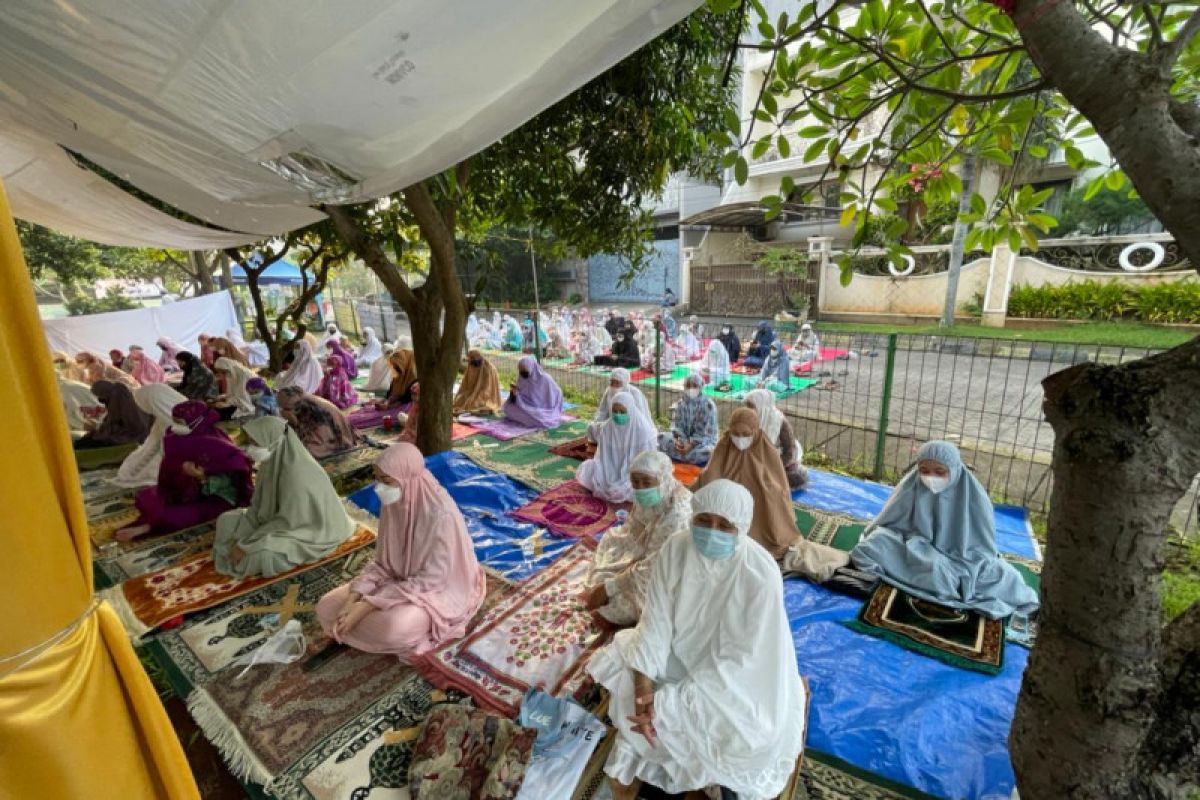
<box><xmin>1007</xmin><ymin>279</ymin><xmax>1200</xmax><ymax>324</ymax></box>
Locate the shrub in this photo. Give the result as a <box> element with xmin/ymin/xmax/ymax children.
<box><xmin>1006</xmin><ymin>280</ymin><xmax>1200</xmax><ymax>324</ymax></box>
<box><xmin>65</xmin><ymin>292</ymin><xmax>140</xmax><ymax>316</ymax></box>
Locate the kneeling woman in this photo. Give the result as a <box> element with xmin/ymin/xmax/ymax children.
<box><xmin>115</xmin><ymin>401</ymin><xmax>254</xmax><ymax>541</ymax></box>
<box><xmin>213</xmin><ymin>417</ymin><xmax>354</xmax><ymax>578</ymax></box>
<box><xmin>578</xmin><ymin>391</ymin><xmax>657</xmax><ymax>504</ymax></box>
<box><xmin>850</xmin><ymin>440</ymin><xmax>1039</xmax><ymax>619</ymax></box>
<box><xmin>316</xmin><ymin>443</ymin><xmax>486</xmax><ymax>658</ymax></box>
<box><xmin>588</xmin><ymin>480</ymin><xmax>807</xmax><ymax>800</ymax></box>
<box><xmin>583</xmin><ymin>451</ymin><xmax>692</xmax><ymax>626</ymax></box>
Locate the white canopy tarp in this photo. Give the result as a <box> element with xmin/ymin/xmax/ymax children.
<box><xmin>42</xmin><ymin>290</ymin><xmax>239</xmax><ymax>360</ymax></box>
<box><xmin>0</xmin><ymin>0</ymin><xmax>699</xmax><ymax>247</ymax></box>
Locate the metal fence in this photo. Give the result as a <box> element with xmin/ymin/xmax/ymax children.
<box><xmin>483</xmin><ymin>321</ymin><xmax>1198</xmax><ymax>535</ymax></box>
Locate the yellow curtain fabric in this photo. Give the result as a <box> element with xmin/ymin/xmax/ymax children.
<box><xmin>0</xmin><ymin>179</ymin><xmax>199</xmax><ymax>798</ymax></box>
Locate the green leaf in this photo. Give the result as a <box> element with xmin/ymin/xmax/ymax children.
<box><xmin>751</xmin><ymin>138</ymin><xmax>771</xmax><ymax>160</ymax></box>
<box><xmin>719</xmin><ymin>151</ymin><xmax>739</xmax><ymax>169</ymax></box>
<box><xmin>798</xmin><ymin>125</ymin><xmax>829</xmax><ymax>138</ymax></box>
<box><xmin>780</xmin><ymin>175</ymin><xmax>795</xmax><ymax>195</ymax></box>
<box><xmin>874</xmin><ymin>196</ymin><xmax>898</xmax><ymax>213</ymax></box>
<box><xmin>734</xmin><ymin>157</ymin><xmax>749</xmax><ymax>185</ymax></box>
<box><xmin>777</xmin><ymin>134</ymin><xmax>791</xmax><ymax>159</ymax></box>
<box><xmin>981</xmin><ymin>148</ymin><xmax>1013</xmax><ymax>166</ymax></box>
<box><xmin>964</xmin><ymin>227</ymin><xmax>983</xmax><ymax>252</ymax></box>
<box><xmin>1028</xmin><ymin>144</ymin><xmax>1048</xmax><ymax>159</ymax></box>
<box><xmin>840</xmin><ymin>204</ymin><xmax>857</xmax><ymax>227</ymax></box>
<box><xmin>1064</xmin><ymin>145</ymin><xmax>1085</xmax><ymax>170</ymax></box>
<box><xmin>761</xmin><ymin>92</ymin><xmax>778</xmax><ymax>117</ymax></box>
<box><xmin>1104</xmin><ymin>171</ymin><xmax>1126</xmax><ymax>191</ymax></box>
<box><xmin>1019</xmin><ymin>226</ymin><xmax>1040</xmax><ymax>251</ymax></box>
<box><xmin>803</xmin><ymin>137</ymin><xmax>829</xmax><ymax>162</ymax></box>
<box><xmin>1083</xmin><ymin>174</ymin><xmax>1105</xmax><ymax>201</ymax></box>
<box><xmin>1008</xmin><ymin>230</ymin><xmax>1024</xmax><ymax>253</ymax></box>
<box><xmin>838</xmin><ymin>256</ymin><xmax>855</xmax><ymax>287</ymax></box>
<box><xmin>722</xmin><ymin>106</ymin><xmax>741</xmax><ymax>138</ymax></box>
<box><xmin>970</xmin><ymin>193</ymin><xmax>986</xmax><ymax>216</ymax></box>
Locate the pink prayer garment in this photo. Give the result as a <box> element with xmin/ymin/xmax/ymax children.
<box><xmin>316</xmin><ymin>443</ymin><xmax>486</xmax><ymax>658</ymax></box>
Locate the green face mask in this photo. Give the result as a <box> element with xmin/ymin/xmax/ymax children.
<box><xmin>633</xmin><ymin>486</ymin><xmax>661</xmax><ymax>507</ymax></box>
<box><xmin>612</xmin><ymin>412</ymin><xmax>630</xmax><ymax>426</ymax></box>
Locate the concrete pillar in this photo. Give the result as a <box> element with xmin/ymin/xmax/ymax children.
<box><xmin>981</xmin><ymin>242</ymin><xmax>1015</xmax><ymax>328</ymax></box>
<box><xmin>808</xmin><ymin>236</ymin><xmax>834</xmax><ymax>318</ymax></box>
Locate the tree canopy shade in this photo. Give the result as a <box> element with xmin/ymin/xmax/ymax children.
<box><xmin>722</xmin><ymin>1</ymin><xmax>1200</xmax><ymax>797</ymax></box>
<box><xmin>325</xmin><ymin>4</ymin><xmax>742</xmax><ymax>454</ymax></box>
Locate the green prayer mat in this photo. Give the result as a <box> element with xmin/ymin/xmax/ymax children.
<box><xmin>845</xmin><ymin>584</ymin><xmax>1006</xmax><ymax>675</ymax></box>
<box><xmin>453</xmin><ymin>437</ymin><xmax>579</xmax><ymax>490</ymax></box>
<box><xmin>74</xmin><ymin>442</ymin><xmax>138</xmax><ymax>471</ymax></box>
<box><xmin>794</xmin><ymin>506</ymin><xmax>870</xmax><ymax>553</ymax></box>
<box><xmin>526</xmin><ymin>419</ymin><xmax>590</xmax><ymax>444</ymax></box>
<box><xmin>803</xmin><ymin>750</ymin><xmax>940</xmax><ymax>800</ymax></box>
<box><xmin>637</xmin><ymin>367</ymin><xmax>817</xmax><ymax>400</ymax></box>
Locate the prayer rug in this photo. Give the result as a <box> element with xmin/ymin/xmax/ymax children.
<box><xmin>802</xmin><ymin>751</ymin><xmax>940</xmax><ymax>800</ymax></box>
<box><xmin>549</xmin><ymin>436</ymin><xmax>597</xmax><ymax>462</ymax></box>
<box><xmin>346</xmin><ymin>403</ymin><xmax>410</xmax><ymax>430</ymax></box>
<box><xmin>456</xmin><ymin>438</ymin><xmax>580</xmax><ymax>491</ymax></box>
<box><xmin>94</xmin><ymin>523</ymin><xmax>216</xmax><ymax>585</ymax></box>
<box><xmin>794</xmin><ymin>506</ymin><xmax>870</xmax><ymax>554</ymax></box>
<box><xmin>526</xmin><ymin>419</ymin><xmax>591</xmax><ymax>444</ymax></box>
<box><xmin>74</xmin><ymin>441</ymin><xmax>139</xmax><ymax>471</ymax></box>
<box><xmin>468</xmin><ymin>414</ymin><xmax>577</xmax><ymax>441</ymax></box>
<box><xmin>80</xmin><ymin>468</ymin><xmax>133</xmax><ymax>507</ymax></box>
<box><xmin>703</xmin><ymin>372</ymin><xmax>817</xmax><ymax>401</ymax></box>
<box><xmin>181</xmin><ymin>574</ymin><xmax>511</xmax><ymax>797</ymax></box>
<box><xmin>319</xmin><ymin>446</ymin><xmax>383</xmax><ymax>495</ymax></box>
<box><xmin>845</xmin><ymin>584</ymin><xmax>1006</xmax><ymax>675</ymax></box>
<box><xmin>511</xmin><ymin>480</ymin><xmax>627</xmax><ymax>539</ymax></box>
<box><xmin>416</xmin><ymin>541</ymin><xmax>612</xmax><ymax>716</ymax></box>
<box><xmin>88</xmin><ymin>505</ymin><xmax>143</xmax><ymax>549</ymax></box>
<box><xmin>101</xmin><ymin>525</ymin><xmax>377</xmax><ymax>639</ymax></box>
<box><xmin>627</xmin><ymin>368</ymin><xmax>653</xmax><ymax>382</ymax></box>
<box><xmin>792</xmin><ymin>347</ymin><xmax>851</xmax><ymax>375</ymax></box>
<box><xmin>631</xmin><ymin>364</ymin><xmax>692</xmax><ymax>389</ymax></box>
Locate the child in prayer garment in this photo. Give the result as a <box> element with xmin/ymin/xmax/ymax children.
<box><xmin>694</xmin><ymin>408</ymin><xmax>848</xmax><ymax>581</ymax></box>
<box><xmin>317</xmin><ymin>443</ymin><xmax>486</xmax><ymax>658</ymax></box>
<box><xmin>744</xmin><ymin>389</ymin><xmax>807</xmax><ymax>490</ymax></box>
<box><xmin>759</xmin><ymin>340</ymin><xmax>792</xmax><ymax>391</ymax></box>
<box><xmin>325</xmin><ymin>339</ymin><xmax>359</xmax><ymax>378</ymax></box>
<box><xmin>659</xmin><ymin>373</ymin><xmax>718</xmax><ymax>464</ymax></box>
<box><xmin>716</xmin><ymin>324</ymin><xmax>741</xmax><ymax>362</ymax></box>
<box><xmin>850</xmin><ymin>440</ymin><xmax>1040</xmax><ymax>619</ymax></box>
<box><xmin>582</xmin><ymin>451</ymin><xmax>692</xmax><ymax>625</ymax></box>
<box><xmin>578</xmin><ymin>392</ymin><xmax>657</xmax><ymax>504</ymax></box>
<box><xmin>316</xmin><ymin>355</ymin><xmax>359</xmax><ymax>409</ymax></box>
<box><xmin>115</xmin><ymin>401</ymin><xmax>253</xmax><ymax>541</ymax></box>
<box><xmin>502</xmin><ymin>356</ymin><xmax>564</xmax><ymax>430</ymax></box>
<box><xmin>246</xmin><ymin>378</ymin><xmax>279</xmax><ymax>417</ymax></box>
<box><xmin>587</xmin><ymin>479</ymin><xmax>808</xmax><ymax>800</ymax></box>
<box><xmin>213</xmin><ymin>417</ymin><xmax>355</xmax><ymax>578</ymax></box>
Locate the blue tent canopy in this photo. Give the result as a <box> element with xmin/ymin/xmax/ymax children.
<box><xmin>228</xmin><ymin>257</ymin><xmax>312</xmax><ymax>286</ymax></box>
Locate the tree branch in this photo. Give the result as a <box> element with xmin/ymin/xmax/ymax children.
<box><xmin>1157</xmin><ymin>7</ymin><xmax>1200</xmax><ymax>74</ymax></box>
<box><xmin>321</xmin><ymin>203</ymin><xmax>419</xmax><ymax>310</ymax></box>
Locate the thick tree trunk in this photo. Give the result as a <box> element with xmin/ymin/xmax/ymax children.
<box><xmin>406</xmin><ymin>284</ymin><xmax>459</xmax><ymax>455</ymax></box>
<box><xmin>1011</xmin><ymin>336</ymin><xmax>1200</xmax><ymax>800</ymax></box>
<box><xmin>190</xmin><ymin>251</ymin><xmax>216</xmax><ymax>294</ymax></box>
<box><xmin>1135</xmin><ymin>602</ymin><xmax>1200</xmax><ymax>798</ymax></box>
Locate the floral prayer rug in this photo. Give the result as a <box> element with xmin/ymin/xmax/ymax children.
<box><xmin>548</xmin><ymin>436</ymin><xmax>597</xmax><ymax>462</ymax></box>
<box><xmin>181</xmin><ymin>574</ymin><xmax>511</xmax><ymax>798</ymax></box>
<box><xmin>455</xmin><ymin>438</ymin><xmax>579</xmax><ymax>491</ymax></box>
<box><xmin>510</xmin><ymin>480</ymin><xmax>627</xmax><ymax>539</ymax></box>
<box><xmin>94</xmin><ymin>522</ymin><xmax>217</xmax><ymax>588</ymax></box>
<box><xmin>846</xmin><ymin>584</ymin><xmax>1006</xmax><ymax>675</ymax></box>
<box><xmin>416</xmin><ymin>542</ymin><xmax>613</xmax><ymax>716</ymax></box>
<box><xmin>102</xmin><ymin>525</ymin><xmax>377</xmax><ymax>639</ymax></box>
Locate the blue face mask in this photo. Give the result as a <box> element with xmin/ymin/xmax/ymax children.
<box><xmin>632</xmin><ymin>486</ymin><xmax>661</xmax><ymax>507</ymax></box>
<box><xmin>692</xmin><ymin>526</ymin><xmax>737</xmax><ymax>560</ymax></box>
<box><xmin>612</xmin><ymin>412</ymin><xmax>630</xmax><ymax>426</ymax></box>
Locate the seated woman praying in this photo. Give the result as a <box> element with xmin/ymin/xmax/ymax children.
<box><xmin>578</xmin><ymin>392</ymin><xmax>657</xmax><ymax>504</ymax></box>
<box><xmin>716</xmin><ymin>324</ymin><xmax>741</xmax><ymax>362</ymax></box>
<box><xmin>276</xmin><ymin>387</ymin><xmax>362</xmax><ymax>459</ymax></box>
<box><xmin>582</xmin><ymin>451</ymin><xmax>692</xmax><ymax>625</ymax></box>
<box><xmin>742</xmin><ymin>320</ymin><xmax>776</xmax><ymax>368</ymax></box>
<box><xmin>357</xmin><ymin>327</ymin><xmax>384</xmax><ymax>368</ymax></box>
<box><xmin>850</xmin><ymin>440</ymin><xmax>1040</xmax><ymax>619</ymax></box>
<box><xmin>694</xmin><ymin>408</ymin><xmax>847</xmax><ymax>581</ymax></box>
<box><xmin>658</xmin><ymin>373</ymin><xmax>718</xmax><ymax>465</ymax></box>
<box><xmin>363</xmin><ymin>342</ymin><xmax>396</xmax><ymax>393</ymax></box>
<box><xmin>502</xmin><ymin>356</ymin><xmax>564</xmax><ymax>430</ymax></box>
<box><xmin>501</xmin><ymin>315</ymin><xmax>524</xmax><ymax>351</ymax></box>
<box><xmin>453</xmin><ymin>350</ymin><xmax>502</xmax><ymax>416</ymax></box>
<box><xmin>213</xmin><ymin>356</ymin><xmax>259</xmax><ymax>420</ymax></box>
<box><xmin>114</xmin><ymin>383</ymin><xmax>188</xmax><ymax>488</ymax></box>
<box><xmin>78</xmin><ymin>352</ymin><xmax>139</xmax><ymax>390</ymax></box>
<box><xmin>759</xmin><ymin>340</ymin><xmax>792</xmax><ymax>391</ymax></box>
<box><xmin>126</xmin><ymin>345</ymin><xmax>166</xmax><ymax>385</ymax></box>
<box><xmin>274</xmin><ymin>340</ymin><xmax>324</xmax><ymax>394</ymax></box>
<box><xmin>213</xmin><ymin>417</ymin><xmax>355</xmax><ymax>578</ymax></box>
<box><xmin>59</xmin><ymin>376</ymin><xmax>99</xmax><ymax>434</ymax></box>
<box><xmin>316</xmin><ymin>355</ymin><xmax>360</xmax><ymax>409</ymax></box>
<box><xmin>594</xmin><ymin>330</ymin><xmax>640</xmax><ymax>369</ymax></box>
<box><xmin>115</xmin><ymin>401</ymin><xmax>254</xmax><ymax>542</ymax></box>
<box><xmin>316</xmin><ymin>443</ymin><xmax>486</xmax><ymax>658</ymax></box>
<box><xmin>587</xmin><ymin>479</ymin><xmax>808</xmax><ymax>800</ymax></box>
<box><xmin>246</xmin><ymin>378</ymin><xmax>279</xmax><ymax>417</ymax></box>
<box><xmin>325</xmin><ymin>338</ymin><xmax>359</xmax><ymax>379</ymax></box>
<box><xmin>594</xmin><ymin>367</ymin><xmax>650</xmax><ymax>423</ymax></box>
<box><xmin>792</xmin><ymin>322</ymin><xmax>820</xmax><ymax>363</ymax></box>
<box><xmin>744</xmin><ymin>388</ymin><xmax>807</xmax><ymax>490</ymax></box>
<box><xmin>176</xmin><ymin>351</ymin><xmax>219</xmax><ymax>401</ymax></box>
<box><xmin>74</xmin><ymin>380</ymin><xmax>152</xmax><ymax>450</ymax></box>
<box><xmin>702</xmin><ymin>339</ymin><xmax>731</xmax><ymax>390</ymax></box>
<box><xmin>378</xmin><ymin>348</ymin><xmax>418</xmax><ymax>408</ymax></box>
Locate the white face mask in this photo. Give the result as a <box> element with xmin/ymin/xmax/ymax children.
<box><xmin>169</xmin><ymin>422</ymin><xmax>191</xmax><ymax>435</ymax></box>
<box><xmin>731</xmin><ymin>435</ymin><xmax>753</xmax><ymax>451</ymax></box>
<box><xmin>243</xmin><ymin>445</ymin><xmax>272</xmax><ymax>464</ymax></box>
<box><xmin>920</xmin><ymin>475</ymin><xmax>951</xmax><ymax>494</ymax></box>
<box><xmin>685</xmin><ymin>387</ymin><xmax>701</xmax><ymax>399</ymax></box>
<box><xmin>375</xmin><ymin>482</ymin><xmax>403</xmax><ymax>506</ymax></box>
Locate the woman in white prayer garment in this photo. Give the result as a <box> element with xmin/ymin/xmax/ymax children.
<box><xmin>588</xmin><ymin>479</ymin><xmax>807</xmax><ymax>800</ymax></box>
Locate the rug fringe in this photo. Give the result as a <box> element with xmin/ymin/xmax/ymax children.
<box><xmin>186</xmin><ymin>686</ymin><xmax>275</xmax><ymax>788</ymax></box>
<box><xmin>98</xmin><ymin>586</ymin><xmax>151</xmax><ymax>642</ymax></box>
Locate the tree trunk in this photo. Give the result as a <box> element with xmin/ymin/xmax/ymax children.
<box><xmin>190</xmin><ymin>251</ymin><xmax>216</xmax><ymax>295</ymax></box>
<box><xmin>1010</xmin><ymin>336</ymin><xmax>1200</xmax><ymax>799</ymax></box>
<box><xmin>1135</xmin><ymin>602</ymin><xmax>1200</xmax><ymax>798</ymax></box>
<box><xmin>940</xmin><ymin>152</ymin><xmax>976</xmax><ymax>328</ymax></box>
<box><xmin>407</xmin><ymin>282</ymin><xmax>459</xmax><ymax>455</ymax></box>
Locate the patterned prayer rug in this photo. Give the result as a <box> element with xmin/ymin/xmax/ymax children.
<box><xmin>526</xmin><ymin>419</ymin><xmax>591</xmax><ymax>444</ymax></box>
<box><xmin>794</xmin><ymin>506</ymin><xmax>870</xmax><ymax>553</ymax></box>
<box><xmin>346</xmin><ymin>404</ymin><xmax>411</xmax><ymax>431</ymax></box>
<box><xmin>94</xmin><ymin>523</ymin><xmax>216</xmax><ymax>588</ymax></box>
<box><xmin>466</xmin><ymin>414</ymin><xmax>578</xmax><ymax>441</ymax></box>
<box><xmin>102</xmin><ymin>525</ymin><xmax>377</xmax><ymax>639</ymax></box>
<box><xmin>511</xmin><ymin>480</ymin><xmax>627</xmax><ymax>539</ymax></box>
<box><xmin>416</xmin><ymin>542</ymin><xmax>613</xmax><ymax>716</ymax></box>
<box><xmin>846</xmin><ymin>584</ymin><xmax>1006</xmax><ymax>675</ymax></box>
<box><xmin>74</xmin><ymin>441</ymin><xmax>139</xmax><ymax>471</ymax></box>
<box><xmin>801</xmin><ymin>751</ymin><xmax>940</xmax><ymax>800</ymax></box>
<box><xmin>182</xmin><ymin>573</ymin><xmax>511</xmax><ymax>797</ymax></box>
<box><xmin>320</xmin><ymin>446</ymin><xmax>384</xmax><ymax>495</ymax></box>
<box><xmin>549</xmin><ymin>436</ymin><xmax>597</xmax><ymax>461</ymax></box>
<box><xmin>455</xmin><ymin>438</ymin><xmax>579</xmax><ymax>491</ymax></box>
<box><xmin>89</xmin><ymin>504</ymin><xmax>144</xmax><ymax>549</ymax></box>
<box><xmin>80</xmin><ymin>468</ymin><xmax>134</xmax><ymax>508</ymax></box>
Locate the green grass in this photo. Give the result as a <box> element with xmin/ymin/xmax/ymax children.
<box><xmin>816</xmin><ymin>320</ymin><xmax>1195</xmax><ymax>349</ymax></box>
<box><xmin>1164</xmin><ymin>572</ymin><xmax>1200</xmax><ymax>621</ymax></box>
